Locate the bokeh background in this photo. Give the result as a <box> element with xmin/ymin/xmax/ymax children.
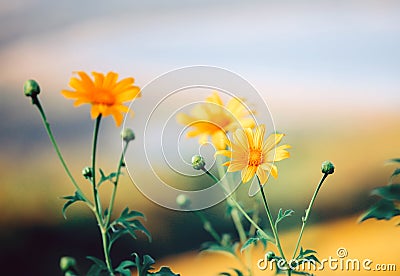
<box><xmin>1</xmin><ymin>0</ymin><xmax>400</xmax><ymax>275</ymax></box>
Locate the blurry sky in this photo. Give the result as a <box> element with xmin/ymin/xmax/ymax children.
<box><xmin>1</xmin><ymin>0</ymin><xmax>400</xmax><ymax>221</ymax></box>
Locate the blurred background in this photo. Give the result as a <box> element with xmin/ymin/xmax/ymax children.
<box><xmin>1</xmin><ymin>0</ymin><xmax>400</xmax><ymax>275</ymax></box>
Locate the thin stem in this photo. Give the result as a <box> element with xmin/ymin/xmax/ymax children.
<box><xmin>292</xmin><ymin>173</ymin><xmax>329</xmax><ymax>259</ymax></box>
<box><xmin>90</xmin><ymin>115</ymin><xmax>113</xmax><ymax>274</ymax></box>
<box><xmin>195</xmin><ymin>211</ymin><xmax>221</xmax><ymax>242</ymax></box>
<box><xmin>32</xmin><ymin>97</ymin><xmax>93</xmax><ymax>208</ymax></box>
<box><xmin>91</xmin><ymin>115</ymin><xmax>103</xmax><ymax>218</ymax></box>
<box><xmin>215</xmin><ymin>157</ymin><xmax>251</xmax><ymax>275</ymax></box>
<box><xmin>105</xmin><ymin>142</ymin><xmax>129</xmax><ymax>227</ymax></box>
<box><xmin>202</xmin><ymin>169</ymin><xmax>274</xmax><ymax>242</ymax></box>
<box><xmin>257</xmin><ymin>178</ymin><xmax>286</xmax><ymax>261</ymax></box>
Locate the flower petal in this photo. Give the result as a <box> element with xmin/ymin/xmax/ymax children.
<box><xmin>241</xmin><ymin>165</ymin><xmax>257</xmax><ymax>183</ymax></box>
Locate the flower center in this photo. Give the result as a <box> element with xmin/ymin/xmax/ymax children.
<box><xmin>248</xmin><ymin>149</ymin><xmax>262</xmax><ymax>167</ymax></box>
<box><xmin>93</xmin><ymin>89</ymin><xmax>115</xmax><ymax>106</ymax></box>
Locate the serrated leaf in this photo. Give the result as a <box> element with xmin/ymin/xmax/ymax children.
<box><xmin>108</xmin><ymin>228</ymin><xmax>129</xmax><ymax>252</ymax></box>
<box><xmin>98</xmin><ymin>168</ymin><xmax>122</xmax><ymax>186</ymax></box>
<box><xmin>360</xmin><ymin>199</ymin><xmax>400</xmax><ymax>222</ymax></box>
<box><xmin>61</xmin><ymin>191</ymin><xmax>85</xmax><ymax>219</ymax></box>
<box><xmin>371</xmin><ymin>184</ymin><xmax>400</xmax><ymax>201</ymax></box>
<box><xmin>114</xmin><ymin>260</ymin><xmax>136</xmax><ymax>276</ymax></box>
<box><xmin>148</xmin><ymin>266</ymin><xmax>180</xmax><ymax>276</ymax></box>
<box><xmin>86</xmin><ymin>256</ymin><xmax>107</xmax><ymax>269</ymax></box>
<box><xmin>131</xmin><ymin>253</ymin><xmax>156</xmax><ymax>276</ymax></box>
<box><xmin>121</xmin><ymin>207</ymin><xmax>145</xmax><ymax>220</ymax></box>
<box><xmin>275</xmin><ymin>208</ymin><xmax>295</xmax><ymax>228</ymax></box>
<box><xmin>86</xmin><ymin>256</ymin><xmax>108</xmax><ymax>276</ymax></box>
<box><xmin>240</xmin><ymin>237</ymin><xmax>259</xmax><ymax>252</ymax></box>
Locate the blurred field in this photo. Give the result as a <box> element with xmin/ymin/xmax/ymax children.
<box><xmin>159</xmin><ymin>215</ymin><xmax>400</xmax><ymax>275</ymax></box>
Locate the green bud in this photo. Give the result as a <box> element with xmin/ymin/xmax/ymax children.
<box><xmin>321</xmin><ymin>160</ymin><xmax>335</xmax><ymax>174</ymax></box>
<box><xmin>59</xmin><ymin>256</ymin><xmax>77</xmax><ymax>272</ymax></box>
<box><xmin>82</xmin><ymin>166</ymin><xmax>92</xmax><ymax>179</ymax></box>
<box><xmin>24</xmin><ymin>79</ymin><xmax>40</xmax><ymax>97</ymax></box>
<box><xmin>176</xmin><ymin>194</ymin><xmax>191</xmax><ymax>208</ymax></box>
<box><xmin>192</xmin><ymin>155</ymin><xmax>205</xmax><ymax>170</ymax></box>
<box><xmin>121</xmin><ymin>128</ymin><xmax>135</xmax><ymax>142</ymax></box>
<box><xmin>266</xmin><ymin>251</ymin><xmax>275</xmax><ymax>261</ymax></box>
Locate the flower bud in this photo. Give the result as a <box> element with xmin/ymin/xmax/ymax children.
<box><xmin>82</xmin><ymin>166</ymin><xmax>92</xmax><ymax>179</ymax></box>
<box><xmin>59</xmin><ymin>256</ymin><xmax>77</xmax><ymax>272</ymax></box>
<box><xmin>24</xmin><ymin>79</ymin><xmax>40</xmax><ymax>97</ymax></box>
<box><xmin>266</xmin><ymin>251</ymin><xmax>275</xmax><ymax>261</ymax></box>
<box><xmin>121</xmin><ymin>128</ymin><xmax>135</xmax><ymax>142</ymax></box>
<box><xmin>321</xmin><ymin>160</ymin><xmax>335</xmax><ymax>174</ymax></box>
<box><xmin>176</xmin><ymin>194</ymin><xmax>191</xmax><ymax>208</ymax></box>
<box><xmin>192</xmin><ymin>155</ymin><xmax>205</xmax><ymax>170</ymax></box>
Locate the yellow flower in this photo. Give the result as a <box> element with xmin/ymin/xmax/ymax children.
<box><xmin>176</xmin><ymin>92</ymin><xmax>255</xmax><ymax>150</ymax></box>
<box><xmin>61</xmin><ymin>71</ymin><xmax>140</xmax><ymax>126</ymax></box>
<box><xmin>215</xmin><ymin>125</ymin><xmax>290</xmax><ymax>185</ymax></box>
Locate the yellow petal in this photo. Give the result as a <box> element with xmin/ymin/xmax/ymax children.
<box><xmin>92</xmin><ymin>72</ymin><xmax>104</xmax><ymax>87</ymax></box>
<box><xmin>256</xmin><ymin>166</ymin><xmax>268</xmax><ymax>185</ymax></box>
<box><xmin>215</xmin><ymin>150</ymin><xmax>231</xmax><ymax>158</ymax></box>
<box><xmin>254</xmin><ymin>125</ymin><xmax>266</xmax><ymax>150</ymax></box>
<box><xmin>233</xmin><ymin>129</ymin><xmax>249</xmax><ymax>150</ymax></box>
<box><xmin>228</xmin><ymin>161</ymin><xmax>247</xmax><ymax>172</ymax></box>
<box><xmin>103</xmin><ymin>72</ymin><xmax>118</xmax><ymax>89</ymax></box>
<box><xmin>206</xmin><ymin>92</ymin><xmax>223</xmax><ymax>106</ymax></box>
<box><xmin>241</xmin><ymin>165</ymin><xmax>257</xmax><ymax>183</ymax></box>
<box><xmin>263</xmin><ymin>133</ymin><xmax>285</xmax><ymax>153</ymax></box>
<box><xmin>211</xmin><ymin>131</ymin><xmax>227</xmax><ymax>150</ymax></box>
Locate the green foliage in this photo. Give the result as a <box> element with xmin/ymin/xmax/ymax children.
<box><xmin>131</xmin><ymin>254</ymin><xmax>179</xmax><ymax>276</ymax></box>
<box><xmin>61</xmin><ymin>191</ymin><xmax>85</xmax><ymax>219</ymax></box>
<box><xmin>98</xmin><ymin>168</ymin><xmax>121</xmax><ymax>186</ymax></box>
<box><xmin>371</xmin><ymin>184</ymin><xmax>400</xmax><ymax>201</ymax></box>
<box><xmin>275</xmin><ymin>208</ymin><xmax>295</xmax><ymax>228</ymax></box>
<box><xmin>240</xmin><ymin>230</ymin><xmax>268</xmax><ymax>252</ymax></box>
<box><xmin>108</xmin><ymin>207</ymin><xmax>151</xmax><ymax>253</ymax></box>
<box><xmin>86</xmin><ymin>256</ymin><xmax>108</xmax><ymax>276</ymax></box>
<box><xmin>360</xmin><ymin>198</ymin><xmax>400</xmax><ymax>221</ymax></box>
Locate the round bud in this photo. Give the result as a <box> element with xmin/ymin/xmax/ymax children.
<box><xmin>121</xmin><ymin>128</ymin><xmax>135</xmax><ymax>142</ymax></box>
<box><xmin>192</xmin><ymin>155</ymin><xmax>205</xmax><ymax>170</ymax></box>
<box><xmin>59</xmin><ymin>256</ymin><xmax>77</xmax><ymax>272</ymax></box>
<box><xmin>24</xmin><ymin>79</ymin><xmax>40</xmax><ymax>97</ymax></box>
<box><xmin>266</xmin><ymin>251</ymin><xmax>275</xmax><ymax>261</ymax></box>
<box><xmin>176</xmin><ymin>194</ymin><xmax>191</xmax><ymax>208</ymax></box>
<box><xmin>82</xmin><ymin>166</ymin><xmax>92</xmax><ymax>179</ymax></box>
<box><xmin>321</xmin><ymin>160</ymin><xmax>335</xmax><ymax>174</ymax></box>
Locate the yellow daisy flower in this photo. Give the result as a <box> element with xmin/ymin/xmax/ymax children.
<box><xmin>215</xmin><ymin>125</ymin><xmax>290</xmax><ymax>185</ymax></box>
<box><xmin>176</xmin><ymin>92</ymin><xmax>255</xmax><ymax>150</ymax></box>
<box><xmin>61</xmin><ymin>71</ymin><xmax>141</xmax><ymax>126</ymax></box>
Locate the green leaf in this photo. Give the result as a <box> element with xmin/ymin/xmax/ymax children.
<box><xmin>360</xmin><ymin>199</ymin><xmax>400</xmax><ymax>222</ymax></box>
<box><xmin>131</xmin><ymin>253</ymin><xmax>156</xmax><ymax>276</ymax></box>
<box><xmin>391</xmin><ymin>169</ymin><xmax>400</xmax><ymax>179</ymax></box>
<box><xmin>98</xmin><ymin>168</ymin><xmax>121</xmax><ymax>186</ymax></box>
<box><xmin>148</xmin><ymin>267</ymin><xmax>180</xmax><ymax>276</ymax></box>
<box><xmin>108</xmin><ymin>228</ymin><xmax>129</xmax><ymax>252</ymax></box>
<box><xmin>256</xmin><ymin>229</ymin><xmax>270</xmax><ymax>247</ymax></box>
<box><xmin>240</xmin><ymin>238</ymin><xmax>259</xmax><ymax>252</ymax></box>
<box><xmin>110</xmin><ymin>207</ymin><xmax>151</xmax><ymax>245</ymax></box>
<box><xmin>61</xmin><ymin>191</ymin><xmax>85</xmax><ymax>219</ymax></box>
<box><xmin>386</xmin><ymin>158</ymin><xmax>400</xmax><ymax>164</ymax></box>
<box><xmin>86</xmin><ymin>256</ymin><xmax>107</xmax><ymax>276</ymax></box>
<box><xmin>371</xmin><ymin>184</ymin><xmax>400</xmax><ymax>201</ymax></box>
<box><xmin>275</xmin><ymin>208</ymin><xmax>295</xmax><ymax>228</ymax></box>
<box><xmin>114</xmin><ymin>260</ymin><xmax>136</xmax><ymax>276</ymax></box>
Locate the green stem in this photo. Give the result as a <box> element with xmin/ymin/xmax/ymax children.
<box><xmin>257</xmin><ymin>178</ymin><xmax>286</xmax><ymax>261</ymax></box>
<box><xmin>105</xmin><ymin>142</ymin><xmax>129</xmax><ymax>228</ymax></box>
<box><xmin>90</xmin><ymin>115</ymin><xmax>113</xmax><ymax>275</ymax></box>
<box><xmin>32</xmin><ymin>97</ymin><xmax>92</xmax><ymax>208</ymax></box>
<box><xmin>195</xmin><ymin>211</ymin><xmax>221</xmax><ymax>242</ymax></box>
<box><xmin>292</xmin><ymin>173</ymin><xmax>328</xmax><ymax>259</ymax></box>
<box><xmin>202</xmin><ymin>169</ymin><xmax>274</xmax><ymax>242</ymax></box>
